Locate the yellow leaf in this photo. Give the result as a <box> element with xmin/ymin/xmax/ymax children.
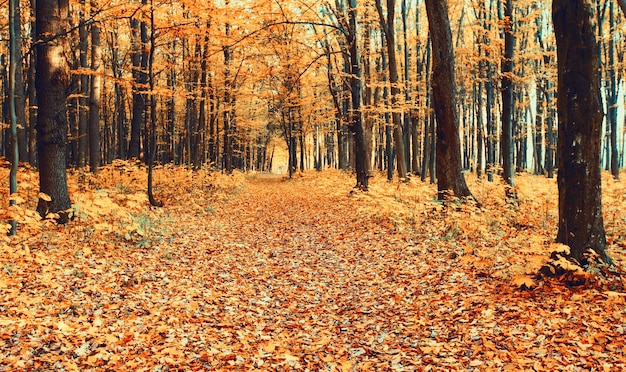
<box><xmin>39</xmin><ymin>192</ymin><xmax>52</xmax><ymax>202</ymax></box>
<box><xmin>511</xmin><ymin>274</ymin><xmax>536</xmax><ymax>289</ymax></box>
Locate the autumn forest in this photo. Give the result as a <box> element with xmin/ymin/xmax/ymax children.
<box><xmin>1</xmin><ymin>0</ymin><xmax>626</xmax><ymax>370</ymax></box>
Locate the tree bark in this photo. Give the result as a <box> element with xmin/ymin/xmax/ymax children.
<box><xmin>607</xmin><ymin>2</ymin><xmax>619</xmax><ymax>180</ymax></box>
<box><xmin>501</xmin><ymin>0</ymin><xmax>515</xmax><ymax>189</ymax></box>
<box><xmin>129</xmin><ymin>3</ymin><xmax>148</xmax><ymax>160</ymax></box>
<box><xmin>553</xmin><ymin>0</ymin><xmax>610</xmax><ymax>263</ymax></box>
<box><xmin>347</xmin><ymin>0</ymin><xmax>368</xmax><ymax>189</ymax></box>
<box><xmin>223</xmin><ymin>1</ymin><xmax>233</xmax><ymax>173</ymax></box>
<box><xmin>88</xmin><ymin>13</ymin><xmax>102</xmax><ymax>174</ymax></box>
<box><xmin>376</xmin><ymin>0</ymin><xmax>408</xmax><ymax>180</ymax></box>
<box><xmin>35</xmin><ymin>0</ymin><xmax>72</xmax><ymax>223</ymax></box>
<box><xmin>77</xmin><ymin>0</ymin><xmax>89</xmax><ymax>168</ymax></box>
<box><xmin>424</xmin><ymin>0</ymin><xmax>472</xmax><ymax>199</ymax></box>
<box><xmin>9</xmin><ymin>0</ymin><xmax>19</xmax><ymax>235</ymax></box>
<box><xmin>12</xmin><ymin>0</ymin><xmax>27</xmax><ymax>163</ymax></box>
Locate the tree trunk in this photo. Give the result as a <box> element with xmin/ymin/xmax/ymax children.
<box><xmin>146</xmin><ymin>0</ymin><xmax>161</xmax><ymax>207</ymax></box>
<box><xmin>35</xmin><ymin>0</ymin><xmax>72</xmax><ymax>223</ymax></box>
<box><xmin>110</xmin><ymin>29</ymin><xmax>127</xmax><ymax>160</ymax></box>
<box><xmin>77</xmin><ymin>0</ymin><xmax>89</xmax><ymax>168</ymax></box>
<box><xmin>425</xmin><ymin>0</ymin><xmax>472</xmax><ymax>199</ymax></box>
<box><xmin>363</xmin><ymin>20</ymin><xmax>374</xmax><ymax>177</ymax></box>
<box><xmin>376</xmin><ymin>0</ymin><xmax>408</xmax><ymax>180</ymax></box>
<box><xmin>88</xmin><ymin>14</ymin><xmax>102</xmax><ymax>174</ymax></box>
<box><xmin>9</xmin><ymin>0</ymin><xmax>19</xmax><ymax>235</ymax></box>
<box><xmin>553</xmin><ymin>0</ymin><xmax>609</xmax><ymax>263</ymax></box>
<box><xmin>129</xmin><ymin>14</ymin><xmax>145</xmax><ymax>160</ymax></box>
<box><xmin>607</xmin><ymin>1</ymin><xmax>620</xmax><ymax>180</ymax></box>
<box><xmin>501</xmin><ymin>0</ymin><xmax>515</xmax><ymax>189</ymax></box>
<box><xmin>12</xmin><ymin>0</ymin><xmax>27</xmax><ymax>164</ymax></box>
<box><xmin>223</xmin><ymin>2</ymin><xmax>233</xmax><ymax>173</ymax></box>
<box><xmin>28</xmin><ymin>4</ymin><xmax>38</xmax><ymax>167</ymax></box>
<box><xmin>347</xmin><ymin>0</ymin><xmax>368</xmax><ymax>189</ymax></box>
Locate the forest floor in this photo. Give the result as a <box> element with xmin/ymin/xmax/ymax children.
<box><xmin>1</xmin><ymin>163</ymin><xmax>626</xmax><ymax>371</ymax></box>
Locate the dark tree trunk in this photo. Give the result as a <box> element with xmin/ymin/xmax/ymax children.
<box><xmin>110</xmin><ymin>30</ymin><xmax>127</xmax><ymax>160</ymax></box>
<box><xmin>476</xmin><ymin>78</ymin><xmax>484</xmax><ymax>179</ymax></box>
<box><xmin>223</xmin><ymin>2</ymin><xmax>233</xmax><ymax>174</ymax></box>
<box><xmin>553</xmin><ymin>0</ymin><xmax>609</xmax><ymax>263</ymax></box>
<box><xmin>77</xmin><ymin>0</ymin><xmax>88</xmax><ymax>168</ymax></box>
<box><xmin>35</xmin><ymin>0</ymin><xmax>72</xmax><ymax>223</ymax></box>
<box><xmin>545</xmin><ymin>81</ymin><xmax>556</xmax><ymax>178</ymax></box>
<box><xmin>402</xmin><ymin>0</ymin><xmax>413</xmax><ymax>174</ymax></box>
<box><xmin>534</xmin><ymin>82</ymin><xmax>545</xmax><ymax>174</ymax></box>
<box><xmin>376</xmin><ymin>0</ymin><xmax>408</xmax><ymax>180</ymax></box>
<box><xmin>363</xmin><ymin>20</ymin><xmax>374</xmax><ymax>176</ymax></box>
<box><xmin>9</xmin><ymin>0</ymin><xmax>19</xmax><ymax>234</ymax></box>
<box><xmin>501</xmin><ymin>0</ymin><xmax>515</xmax><ymax>189</ymax></box>
<box><xmin>12</xmin><ymin>0</ymin><xmax>27</xmax><ymax>163</ymax></box>
<box><xmin>28</xmin><ymin>7</ymin><xmax>37</xmax><ymax>167</ymax></box>
<box><xmin>425</xmin><ymin>0</ymin><xmax>472</xmax><ymax>199</ymax></box>
<box><xmin>347</xmin><ymin>0</ymin><xmax>368</xmax><ymax>189</ymax></box>
<box><xmin>129</xmin><ymin>13</ymin><xmax>147</xmax><ymax>160</ymax></box>
<box><xmin>88</xmin><ymin>16</ymin><xmax>102</xmax><ymax>174</ymax></box>
<box><xmin>146</xmin><ymin>0</ymin><xmax>161</xmax><ymax>207</ymax></box>
<box><xmin>607</xmin><ymin>2</ymin><xmax>620</xmax><ymax>180</ymax></box>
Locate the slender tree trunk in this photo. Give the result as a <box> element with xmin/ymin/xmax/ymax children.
<box><xmin>9</xmin><ymin>0</ymin><xmax>19</xmax><ymax>235</ymax></box>
<box><xmin>223</xmin><ymin>1</ymin><xmax>233</xmax><ymax>173</ymax></box>
<box><xmin>380</xmin><ymin>37</ymin><xmax>394</xmax><ymax>181</ymax></box>
<box><xmin>402</xmin><ymin>0</ymin><xmax>412</xmax><ymax>174</ymax></box>
<box><xmin>501</xmin><ymin>0</ymin><xmax>515</xmax><ymax>189</ymax></box>
<box><xmin>476</xmin><ymin>79</ymin><xmax>484</xmax><ymax>179</ymax></box>
<box><xmin>78</xmin><ymin>0</ymin><xmax>89</xmax><ymax>168</ymax></box>
<box><xmin>363</xmin><ymin>20</ymin><xmax>374</xmax><ymax>177</ymax></box>
<box><xmin>12</xmin><ymin>0</ymin><xmax>27</xmax><ymax>164</ymax></box>
<box><xmin>425</xmin><ymin>0</ymin><xmax>472</xmax><ymax>199</ymax></box>
<box><xmin>146</xmin><ymin>0</ymin><xmax>161</xmax><ymax>207</ymax></box>
<box><xmin>347</xmin><ymin>0</ymin><xmax>368</xmax><ymax>189</ymax></box>
<box><xmin>553</xmin><ymin>0</ymin><xmax>609</xmax><ymax>263</ymax></box>
<box><xmin>129</xmin><ymin>12</ymin><xmax>146</xmax><ymax>160</ymax></box>
<box><xmin>376</xmin><ymin>0</ymin><xmax>408</xmax><ymax>180</ymax></box>
<box><xmin>534</xmin><ymin>83</ymin><xmax>545</xmax><ymax>174</ymax></box>
<box><xmin>28</xmin><ymin>3</ymin><xmax>37</xmax><ymax>167</ymax></box>
<box><xmin>110</xmin><ymin>30</ymin><xmax>127</xmax><ymax>160</ymax></box>
<box><xmin>35</xmin><ymin>0</ymin><xmax>72</xmax><ymax>223</ymax></box>
<box><xmin>88</xmin><ymin>13</ymin><xmax>102</xmax><ymax>174</ymax></box>
<box><xmin>546</xmin><ymin>79</ymin><xmax>556</xmax><ymax>178</ymax></box>
<box><xmin>607</xmin><ymin>2</ymin><xmax>620</xmax><ymax>180</ymax></box>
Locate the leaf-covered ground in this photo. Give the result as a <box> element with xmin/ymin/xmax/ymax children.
<box><xmin>1</xmin><ymin>165</ymin><xmax>626</xmax><ymax>371</ymax></box>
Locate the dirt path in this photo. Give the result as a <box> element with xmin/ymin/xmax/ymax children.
<box><xmin>182</xmin><ymin>176</ymin><xmax>429</xmax><ymax>369</ymax></box>
<box><xmin>166</xmin><ymin>176</ymin><xmax>626</xmax><ymax>371</ymax></box>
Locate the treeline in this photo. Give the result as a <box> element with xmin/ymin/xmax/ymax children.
<box><xmin>1</xmin><ymin>0</ymin><xmax>624</xmax><ymax>179</ymax></box>
<box><xmin>0</xmin><ymin>0</ymin><xmax>621</xmax><ymax>261</ymax></box>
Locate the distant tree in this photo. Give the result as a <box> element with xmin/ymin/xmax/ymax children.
<box><xmin>553</xmin><ymin>0</ymin><xmax>610</xmax><ymax>263</ymax></box>
<box><xmin>35</xmin><ymin>0</ymin><xmax>72</xmax><ymax>223</ymax></box>
<box><xmin>424</xmin><ymin>0</ymin><xmax>472</xmax><ymax>199</ymax></box>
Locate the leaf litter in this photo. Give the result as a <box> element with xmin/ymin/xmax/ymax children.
<box><xmin>0</xmin><ymin>164</ymin><xmax>625</xmax><ymax>371</ymax></box>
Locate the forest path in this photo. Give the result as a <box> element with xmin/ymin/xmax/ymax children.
<box><xmin>5</xmin><ymin>171</ymin><xmax>625</xmax><ymax>370</ymax></box>
<box><xmin>164</xmin><ymin>174</ymin><xmax>625</xmax><ymax>370</ymax></box>
<box><xmin>167</xmin><ymin>173</ymin><xmax>446</xmax><ymax>369</ymax></box>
